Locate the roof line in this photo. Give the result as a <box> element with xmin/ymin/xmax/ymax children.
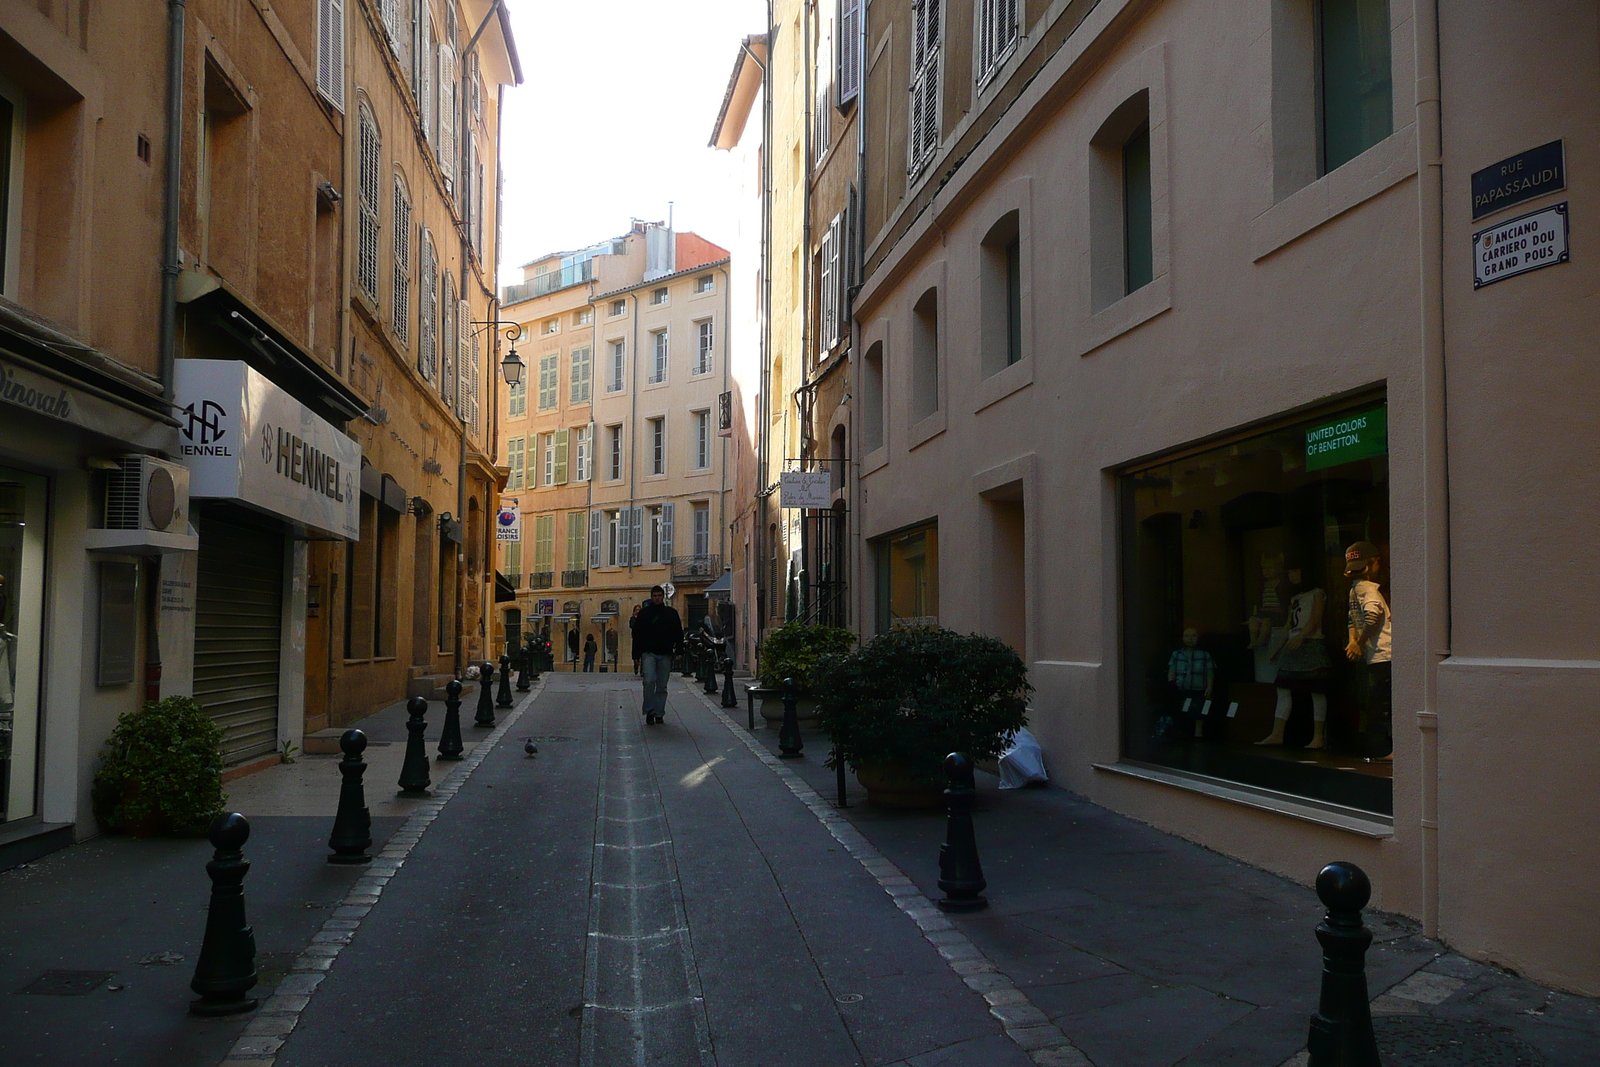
<box><xmin>593</xmin><ymin>257</ymin><xmax>731</xmax><ymax>300</ymax></box>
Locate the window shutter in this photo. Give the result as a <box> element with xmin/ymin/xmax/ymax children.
<box><xmin>440</xmin><ymin>273</ymin><xmax>455</xmax><ymax>404</ymax></box>
<box><xmin>838</xmin><ymin>0</ymin><xmax>860</xmax><ymax>106</ymax></box>
<box><xmin>456</xmin><ymin>297</ymin><xmax>471</xmax><ymax>422</ymax></box>
<box><xmin>589</xmin><ymin>511</ymin><xmax>602</xmax><ymax>568</ymax></box>
<box><xmin>392</xmin><ymin>180</ymin><xmax>411</xmax><ymax>346</ymax></box>
<box><xmin>417</xmin><ymin>230</ymin><xmax>436</xmax><ymax>380</ymax></box>
<box><xmin>909</xmin><ymin>0</ymin><xmax>942</xmax><ymax>173</ymax></box>
<box><xmin>317</xmin><ymin>0</ymin><xmax>346</xmax><ymax>111</ymax></box>
<box><xmin>357</xmin><ymin>108</ymin><xmax>381</xmax><ymax>302</ymax></box>
<box><xmin>661</xmin><ymin>502</ymin><xmax>674</xmax><ymax>562</ymax></box>
<box><xmin>632</xmin><ymin>507</ymin><xmax>646</xmax><ymax>566</ymax></box>
<box><xmin>438</xmin><ymin>44</ymin><xmax>457</xmax><ymax>190</ymax></box>
<box><xmin>554</xmin><ymin>428</ymin><xmax>570</xmax><ymax>484</ymax></box>
<box><xmin>420</xmin><ymin>17</ymin><xmax>434</xmax><ymax>142</ymax></box>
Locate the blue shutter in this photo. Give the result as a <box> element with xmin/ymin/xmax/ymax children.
<box><xmin>660</xmin><ymin>502</ymin><xmax>674</xmax><ymax>563</ymax></box>
<box><xmin>589</xmin><ymin>510</ymin><xmax>601</xmax><ymax>568</ymax></box>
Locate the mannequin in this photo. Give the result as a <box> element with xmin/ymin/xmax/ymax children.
<box><xmin>1256</xmin><ymin>559</ymin><xmax>1329</xmax><ymax>748</ymax></box>
<box><xmin>1167</xmin><ymin>628</ymin><xmax>1215</xmax><ymax>739</ymax></box>
<box><xmin>1247</xmin><ymin>553</ymin><xmax>1287</xmax><ymax>683</ymax></box>
<box><xmin>1343</xmin><ymin>541</ymin><xmax>1393</xmax><ymax>762</ymax></box>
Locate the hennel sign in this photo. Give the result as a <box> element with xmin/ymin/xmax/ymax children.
<box><xmin>1305</xmin><ymin>407</ymin><xmax>1388</xmax><ymax>472</ymax></box>
<box><xmin>1471</xmin><ymin>140</ymin><xmax>1564</xmax><ymax>221</ymax></box>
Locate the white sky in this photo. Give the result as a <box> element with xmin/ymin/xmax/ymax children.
<box><xmin>497</xmin><ymin>0</ymin><xmax>767</xmax><ymax>287</ymax></box>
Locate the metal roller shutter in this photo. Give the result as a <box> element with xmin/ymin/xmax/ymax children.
<box><xmin>194</xmin><ymin>513</ymin><xmax>284</xmax><ymax>765</ymax></box>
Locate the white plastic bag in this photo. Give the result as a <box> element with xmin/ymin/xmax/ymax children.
<box><xmin>998</xmin><ymin>727</ymin><xmax>1048</xmax><ymax>789</ymax></box>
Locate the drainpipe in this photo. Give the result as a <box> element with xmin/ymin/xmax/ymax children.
<box><xmin>1414</xmin><ymin>0</ymin><xmax>1448</xmax><ymax>940</ymax></box>
<box><xmin>849</xmin><ymin>0</ymin><xmax>867</xmax><ymax>634</ymax></box>
<box><xmin>628</xmin><ymin>289</ymin><xmax>641</xmax><ymax>576</ymax></box>
<box><xmin>159</xmin><ymin>0</ymin><xmax>187</xmax><ymax>401</ymax></box>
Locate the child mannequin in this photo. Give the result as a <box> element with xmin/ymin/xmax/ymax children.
<box><xmin>1247</xmin><ymin>553</ymin><xmax>1287</xmax><ymax>683</ymax></box>
<box><xmin>1256</xmin><ymin>561</ymin><xmax>1329</xmax><ymax>748</ymax></box>
<box><xmin>1167</xmin><ymin>628</ymin><xmax>1215</xmax><ymax>739</ymax></box>
<box><xmin>1343</xmin><ymin>541</ymin><xmax>1393</xmax><ymax>762</ymax></box>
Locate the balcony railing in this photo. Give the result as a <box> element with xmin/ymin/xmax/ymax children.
<box><xmin>561</xmin><ymin>569</ymin><xmax>588</xmax><ymax>588</ymax></box>
<box><xmin>501</xmin><ymin>260</ymin><xmax>595</xmax><ymax>305</ymax></box>
<box><xmin>671</xmin><ymin>554</ymin><xmax>722</xmax><ymax>582</ymax></box>
<box><xmin>529</xmin><ymin>571</ymin><xmax>555</xmax><ymax>590</ymax></box>
<box><xmin>505</xmin><ymin>573</ymin><xmax>522</xmax><ymax>590</ymax></box>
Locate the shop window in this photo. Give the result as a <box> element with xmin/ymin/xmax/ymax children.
<box><xmin>1119</xmin><ymin>401</ymin><xmax>1392</xmax><ymax>814</ymax></box>
<box><xmin>873</xmin><ymin>523</ymin><xmax>939</xmax><ymax>633</ymax></box>
<box><xmin>0</xmin><ymin>470</ymin><xmax>44</xmax><ymax>824</ymax></box>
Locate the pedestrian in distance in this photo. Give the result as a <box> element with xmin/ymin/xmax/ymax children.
<box><xmin>629</xmin><ymin>604</ymin><xmax>643</xmax><ymax>675</ymax></box>
<box><xmin>566</xmin><ymin>627</ymin><xmax>579</xmax><ymax>667</ymax></box>
<box><xmin>634</xmin><ymin>586</ymin><xmax>683</xmax><ymax>725</ymax></box>
<box><xmin>583</xmin><ymin>633</ymin><xmax>597</xmax><ymax>672</ymax></box>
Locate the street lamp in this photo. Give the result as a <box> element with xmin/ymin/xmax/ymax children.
<box><xmin>501</xmin><ymin>345</ymin><xmax>525</xmax><ymax>386</ymax></box>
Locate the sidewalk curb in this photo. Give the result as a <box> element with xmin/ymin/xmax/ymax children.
<box><xmin>686</xmin><ymin>683</ymin><xmax>1095</xmax><ymax>1067</ymax></box>
<box><xmin>216</xmin><ymin>678</ymin><xmax>550</xmax><ymax>1067</ymax></box>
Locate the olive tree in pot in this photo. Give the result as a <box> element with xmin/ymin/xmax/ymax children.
<box><xmin>814</xmin><ymin>626</ymin><xmax>1031</xmax><ymax>808</ymax></box>
<box><xmin>92</xmin><ymin>696</ymin><xmax>227</xmax><ymax>836</ymax></box>
<box><xmin>755</xmin><ymin>622</ymin><xmax>857</xmax><ymax>723</ymax></box>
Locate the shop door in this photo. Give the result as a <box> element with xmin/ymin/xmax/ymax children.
<box><xmin>195</xmin><ymin>512</ymin><xmax>284</xmax><ymax>764</ymax></box>
<box><xmin>0</xmin><ymin>468</ymin><xmax>46</xmax><ymax>824</ymax></box>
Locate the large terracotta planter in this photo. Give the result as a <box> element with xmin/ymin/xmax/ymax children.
<box><xmin>759</xmin><ymin>691</ymin><xmax>818</xmax><ymax>724</ymax></box>
<box><xmin>854</xmin><ymin>763</ymin><xmax>943</xmax><ymax>809</ymax></box>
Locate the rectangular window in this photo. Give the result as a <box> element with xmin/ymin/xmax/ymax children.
<box><xmin>977</xmin><ymin>0</ymin><xmax>1020</xmax><ymax>83</ymax></box>
<box><xmin>607</xmin><ymin>424</ymin><xmax>623</xmax><ymax>480</ymax></box>
<box><xmin>695</xmin><ymin>320</ymin><xmax>714</xmax><ymax>375</ymax></box>
<box><xmin>356</xmin><ymin>107</ymin><xmax>381</xmax><ymax>302</ymax></box>
<box><xmin>874</xmin><ymin>523</ymin><xmax>939</xmax><ymax>632</ymax></box>
<box><xmin>910</xmin><ymin>288</ymin><xmax>939</xmax><ymax>420</ymax></box>
<box><xmin>1005</xmin><ymin>236</ymin><xmax>1022</xmax><ymax>365</ymax></box>
<box><xmin>696</xmin><ymin>274</ymin><xmax>715</xmax><ymax>293</ymax></box>
<box><xmin>570</xmin><ymin>346</ymin><xmax>592</xmax><ymax>403</ymax></box>
<box><xmin>650</xmin><ymin>287</ymin><xmax>669</xmax><ymax>306</ymax></box>
<box><xmin>538</xmin><ymin>354</ymin><xmax>558</xmax><ymax>410</ymax></box>
<box><xmin>692</xmin><ymin>502</ymin><xmax>710</xmax><ymax>557</ymax></box>
<box><xmin>605</xmin><ymin>509</ymin><xmax>621</xmax><ymax>567</ymax></box>
<box><xmin>648</xmin><ymin>505</ymin><xmax>664</xmax><ymax>564</ymax></box>
<box><xmin>648</xmin><ymin>417</ymin><xmax>665</xmax><ymax>475</ymax></box>
<box><xmin>650</xmin><ymin>330</ymin><xmax>668</xmax><ymax>383</ymax></box>
<box><xmin>574</xmin><ymin>424</ymin><xmax>591</xmax><ymax>482</ymax></box>
<box><xmin>543</xmin><ymin>318</ymin><xmax>560</xmax><ymax>335</ymax></box>
<box><xmin>692</xmin><ymin>410</ymin><xmax>710</xmax><ymax>470</ymax></box>
<box><xmin>574</xmin><ymin>307</ymin><xmax>593</xmax><ymax>325</ymax></box>
<box><xmin>391</xmin><ymin>180</ymin><xmax>411</xmax><ymax>346</ymax></box>
<box><xmin>608</xmin><ymin>339</ymin><xmax>626</xmax><ymax>392</ymax></box>
<box><xmin>554</xmin><ymin>428</ymin><xmax>570</xmax><ymax>484</ymax></box>
<box><xmin>508</xmin><ymin>380</ymin><xmax>526</xmax><ymax>417</ymax></box>
<box><xmin>610</xmin><ymin>298</ymin><xmax>627</xmax><ymax>316</ymax></box>
<box><xmin>542</xmin><ymin>433</ymin><xmax>555</xmax><ymax>486</ymax></box>
<box><xmin>567</xmin><ymin>512</ymin><xmax>587</xmax><ymax>572</ymax></box>
<box><xmin>506</xmin><ymin>436</ymin><xmax>524</xmax><ymax>490</ymax></box>
<box><xmin>1319</xmin><ymin>0</ymin><xmax>1393</xmax><ymax>173</ymax></box>
<box><xmin>533</xmin><ymin>514</ymin><xmax>555</xmax><ymax>573</ymax></box>
<box><xmin>1123</xmin><ymin>124</ymin><xmax>1153</xmax><ymax>295</ymax></box>
<box><xmin>1118</xmin><ymin>401</ymin><xmax>1392</xmax><ymax>814</ymax></box>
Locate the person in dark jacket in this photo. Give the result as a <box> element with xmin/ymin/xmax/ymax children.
<box><xmin>583</xmin><ymin>633</ymin><xmax>597</xmax><ymax>672</ymax></box>
<box><xmin>634</xmin><ymin>586</ymin><xmax>683</xmax><ymax>724</ymax></box>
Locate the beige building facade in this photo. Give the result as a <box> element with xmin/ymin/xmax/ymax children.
<box><xmin>839</xmin><ymin>0</ymin><xmax>1600</xmax><ymax>996</ymax></box>
<box><xmin>497</xmin><ymin>225</ymin><xmax>737</xmax><ymax>669</ymax></box>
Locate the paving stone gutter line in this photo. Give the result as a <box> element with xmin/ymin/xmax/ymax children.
<box><xmin>217</xmin><ymin>676</ymin><xmax>548</xmax><ymax>1067</ymax></box>
<box><xmin>687</xmin><ymin>685</ymin><xmax>1093</xmax><ymax>1067</ymax></box>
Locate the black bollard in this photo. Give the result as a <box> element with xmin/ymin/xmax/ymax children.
<box><xmin>1306</xmin><ymin>862</ymin><xmax>1382</xmax><ymax>1067</ymax></box>
<box><xmin>778</xmin><ymin>677</ymin><xmax>804</xmax><ymax>759</ymax></box>
<box><xmin>721</xmin><ymin>657</ymin><xmax>738</xmax><ymax>709</ymax></box>
<box><xmin>835</xmin><ymin>745</ymin><xmax>849</xmax><ymax>808</ymax></box>
<box><xmin>437</xmin><ymin>679</ymin><xmax>464</xmax><ymax>761</ymax></box>
<box><xmin>746</xmin><ymin>682</ymin><xmax>756</xmax><ymax>730</ymax></box>
<box><xmin>474</xmin><ymin>661</ymin><xmax>497</xmax><ymax>727</ymax></box>
<box><xmin>516</xmin><ymin>646</ymin><xmax>531</xmax><ymax>692</ymax></box>
<box><xmin>497</xmin><ymin>654</ymin><xmax>514</xmax><ymax>707</ymax></box>
<box><xmin>397</xmin><ymin>697</ymin><xmax>432</xmax><ymax>796</ymax></box>
<box><xmin>189</xmin><ymin>813</ymin><xmax>259</xmax><ymax>1016</ymax></box>
<box><xmin>936</xmin><ymin>753</ymin><xmax>988</xmax><ymax>912</ymax></box>
<box><xmin>704</xmin><ymin>649</ymin><xmax>719</xmax><ymax>694</ymax></box>
<box><xmin>327</xmin><ymin>729</ymin><xmax>372</xmax><ymax>864</ymax></box>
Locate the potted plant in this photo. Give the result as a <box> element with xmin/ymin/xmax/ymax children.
<box><xmin>814</xmin><ymin>626</ymin><xmax>1031</xmax><ymax>808</ymax></box>
<box><xmin>92</xmin><ymin>696</ymin><xmax>227</xmax><ymax>836</ymax></box>
<box><xmin>756</xmin><ymin>622</ymin><xmax>857</xmax><ymax>723</ymax></box>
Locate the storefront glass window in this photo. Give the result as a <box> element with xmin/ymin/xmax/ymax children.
<box><xmin>874</xmin><ymin>523</ymin><xmax>939</xmax><ymax>633</ymax></box>
<box><xmin>1119</xmin><ymin>402</ymin><xmax>1392</xmax><ymax>814</ymax></box>
<box><xmin>0</xmin><ymin>468</ymin><xmax>45</xmax><ymax>824</ymax></box>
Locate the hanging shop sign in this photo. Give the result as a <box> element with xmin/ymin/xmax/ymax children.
<box><xmin>779</xmin><ymin>470</ymin><xmax>832</xmax><ymax>509</ymax></box>
<box><xmin>175</xmin><ymin>360</ymin><xmax>361</xmax><ymax>539</ymax></box>
<box><xmin>1471</xmin><ymin>140</ymin><xmax>1564</xmax><ymax>221</ymax></box>
<box><xmin>718</xmin><ymin>390</ymin><xmax>733</xmax><ymax>438</ymax></box>
<box><xmin>1472</xmin><ymin>203</ymin><xmax>1569</xmax><ymax>289</ymax></box>
<box><xmin>496</xmin><ymin>501</ymin><xmax>521</xmax><ymax>542</ymax></box>
<box><xmin>1305</xmin><ymin>406</ymin><xmax>1388</xmax><ymax>472</ymax></box>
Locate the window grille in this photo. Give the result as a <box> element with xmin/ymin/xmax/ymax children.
<box><xmin>357</xmin><ymin>105</ymin><xmax>381</xmax><ymax>301</ymax></box>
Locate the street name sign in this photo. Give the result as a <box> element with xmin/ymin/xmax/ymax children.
<box><xmin>1471</xmin><ymin>140</ymin><xmax>1564</xmax><ymax>220</ymax></box>
<box><xmin>1472</xmin><ymin>203</ymin><xmax>1568</xmax><ymax>289</ymax></box>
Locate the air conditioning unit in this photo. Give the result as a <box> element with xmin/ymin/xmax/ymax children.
<box><xmin>104</xmin><ymin>454</ymin><xmax>190</xmax><ymax>535</ymax></box>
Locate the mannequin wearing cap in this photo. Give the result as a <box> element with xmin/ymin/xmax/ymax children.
<box><xmin>1344</xmin><ymin>541</ymin><xmax>1393</xmax><ymax>762</ymax></box>
<box><xmin>1255</xmin><ymin>558</ymin><xmax>1329</xmax><ymax>748</ymax></box>
<box><xmin>1167</xmin><ymin>628</ymin><xmax>1215</xmax><ymax>739</ymax></box>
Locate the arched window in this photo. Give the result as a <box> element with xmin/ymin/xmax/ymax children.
<box><xmin>356</xmin><ymin>102</ymin><xmax>382</xmax><ymax>302</ymax></box>
<box><xmin>417</xmin><ymin>228</ymin><xmax>437</xmax><ymax>380</ymax></box>
<box><xmin>392</xmin><ymin>173</ymin><xmax>412</xmax><ymax>346</ymax></box>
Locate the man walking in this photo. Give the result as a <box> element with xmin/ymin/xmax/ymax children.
<box><xmin>634</xmin><ymin>586</ymin><xmax>683</xmax><ymax>725</ymax></box>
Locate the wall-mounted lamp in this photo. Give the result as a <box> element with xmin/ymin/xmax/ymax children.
<box><xmin>470</xmin><ymin>319</ymin><xmax>527</xmax><ymax>385</ymax></box>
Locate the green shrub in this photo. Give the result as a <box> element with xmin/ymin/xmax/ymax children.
<box><xmin>814</xmin><ymin>626</ymin><xmax>1031</xmax><ymax>783</ymax></box>
<box><xmin>92</xmin><ymin>696</ymin><xmax>226</xmax><ymax>834</ymax></box>
<box><xmin>758</xmin><ymin>622</ymin><xmax>858</xmax><ymax>691</ymax></box>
